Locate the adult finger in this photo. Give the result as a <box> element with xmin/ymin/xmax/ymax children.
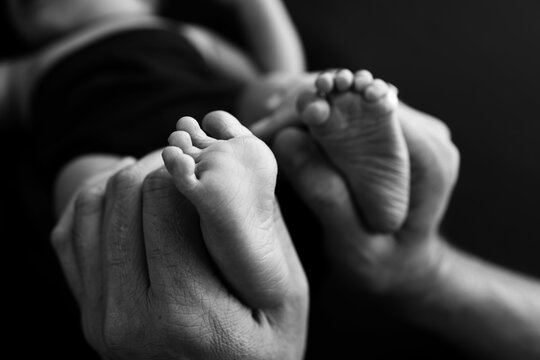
<box><xmin>141</xmin><ymin>168</ymin><xmax>254</xmax><ymax>334</ymax></box>
<box><xmin>101</xmin><ymin>150</ymin><xmax>164</xmax><ymax>315</ymax></box>
<box><xmin>71</xmin><ymin>181</ymin><xmax>109</xmax><ymax>351</ymax></box>
<box><xmin>73</xmin><ymin>157</ymin><xmax>138</xmax><ymax>298</ymax></box>
<box><xmin>141</xmin><ymin>168</ymin><xmax>219</xmax><ymax>296</ymax></box>
<box><xmin>51</xmin><ymin>195</ymin><xmax>83</xmax><ymax>303</ymax></box>
<box><xmin>142</xmin><ymin>168</ymin><xmax>308</xmax><ymax>358</ymax></box>
<box><xmin>51</xmin><ymin>156</ymin><xmax>136</xmax><ymax>304</ymax></box>
<box><xmin>398</xmin><ymin>104</ymin><xmax>460</xmax><ymax>236</ymax></box>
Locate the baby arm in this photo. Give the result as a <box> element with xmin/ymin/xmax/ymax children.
<box><xmin>180</xmin><ymin>23</ymin><xmax>261</xmax><ymax>83</ymax></box>
<box><xmin>180</xmin><ymin>0</ymin><xmax>305</xmax><ymax>85</ymax></box>
<box><xmin>218</xmin><ymin>0</ymin><xmax>306</xmax><ymax>74</ymax></box>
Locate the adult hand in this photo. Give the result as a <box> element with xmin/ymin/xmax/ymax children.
<box><xmin>274</xmin><ymin>100</ymin><xmax>540</xmax><ymax>360</ymax></box>
<box><xmin>273</xmin><ymin>103</ymin><xmax>460</xmax><ymax>298</ymax></box>
<box><xmin>51</xmin><ymin>151</ymin><xmax>309</xmax><ymax>359</ymax></box>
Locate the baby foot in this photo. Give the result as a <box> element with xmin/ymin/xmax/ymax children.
<box><xmin>162</xmin><ymin>110</ymin><xmax>288</xmax><ymax>308</ymax></box>
<box><xmin>298</xmin><ymin>69</ymin><xmax>410</xmax><ymax>233</ymax></box>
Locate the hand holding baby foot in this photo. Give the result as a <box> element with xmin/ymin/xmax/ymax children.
<box><xmin>298</xmin><ymin>69</ymin><xmax>409</xmax><ymax>233</ymax></box>
<box><xmin>273</xmin><ymin>69</ymin><xmax>459</xmax><ymax>297</ymax></box>
<box><xmin>274</xmin><ymin>123</ymin><xmax>457</xmax><ymax>299</ymax></box>
<box><xmin>163</xmin><ymin>110</ymin><xmax>306</xmax><ymax>309</ymax></box>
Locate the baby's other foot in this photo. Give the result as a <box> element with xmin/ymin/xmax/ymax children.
<box><xmin>299</xmin><ymin>69</ymin><xmax>410</xmax><ymax>233</ymax></box>
<box><xmin>162</xmin><ymin>111</ymin><xmax>288</xmax><ymax>308</ymax></box>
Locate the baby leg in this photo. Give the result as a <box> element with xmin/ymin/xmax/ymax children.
<box><xmin>162</xmin><ymin>111</ymin><xmax>289</xmax><ymax>308</ymax></box>
<box><xmin>298</xmin><ymin>69</ymin><xmax>410</xmax><ymax>233</ymax></box>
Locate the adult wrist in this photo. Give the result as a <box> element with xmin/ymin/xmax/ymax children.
<box><xmin>395</xmin><ymin>239</ymin><xmax>475</xmax><ymax>328</ymax></box>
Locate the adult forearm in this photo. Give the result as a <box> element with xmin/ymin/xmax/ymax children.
<box><xmin>409</xmin><ymin>240</ymin><xmax>540</xmax><ymax>360</ymax></box>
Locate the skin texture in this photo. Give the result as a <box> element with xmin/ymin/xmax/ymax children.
<box><xmin>273</xmin><ymin>101</ymin><xmax>459</xmax><ymax>296</ymax></box>
<box><xmin>163</xmin><ymin>111</ymin><xmax>292</xmax><ymax>309</ymax></box>
<box><xmin>298</xmin><ymin>69</ymin><xmax>409</xmax><ymax>233</ymax></box>
<box><xmin>272</xmin><ymin>76</ymin><xmax>540</xmax><ymax>359</ymax></box>
<box><xmin>51</xmin><ymin>149</ymin><xmax>309</xmax><ymax>360</ymax></box>
<box><xmin>49</xmin><ymin>63</ymin><xmax>540</xmax><ymax>359</ymax></box>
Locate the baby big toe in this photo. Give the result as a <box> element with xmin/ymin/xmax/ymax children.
<box><xmin>202</xmin><ymin>111</ymin><xmax>251</xmax><ymax>140</ymax></box>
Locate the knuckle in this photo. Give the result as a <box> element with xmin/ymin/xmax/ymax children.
<box><xmin>106</xmin><ymin>164</ymin><xmax>143</xmax><ymax>195</ymax></box>
<box><xmin>74</xmin><ymin>185</ymin><xmax>104</xmax><ymax>216</ymax></box>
